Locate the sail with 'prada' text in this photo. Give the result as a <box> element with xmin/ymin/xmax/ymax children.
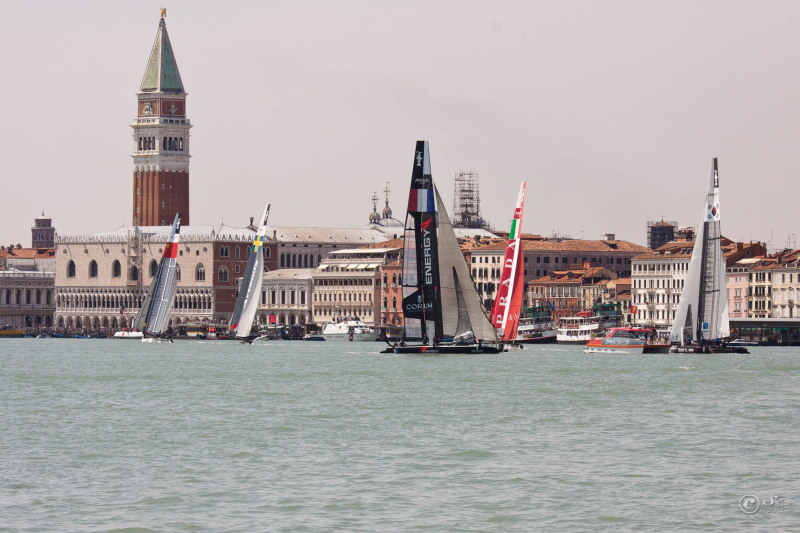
<box><xmin>491</xmin><ymin>182</ymin><xmax>527</xmax><ymax>342</ymax></box>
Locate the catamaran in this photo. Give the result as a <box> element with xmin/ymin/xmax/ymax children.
<box><xmin>228</xmin><ymin>203</ymin><xmax>270</xmax><ymax>343</ymax></box>
<box><xmin>131</xmin><ymin>213</ymin><xmax>181</xmax><ymax>342</ymax></box>
<box><xmin>668</xmin><ymin>158</ymin><xmax>747</xmax><ymax>354</ymax></box>
<box><xmin>491</xmin><ymin>182</ymin><xmax>527</xmax><ymax>344</ymax></box>
<box><xmin>382</xmin><ymin>141</ymin><xmax>501</xmax><ymax>354</ymax></box>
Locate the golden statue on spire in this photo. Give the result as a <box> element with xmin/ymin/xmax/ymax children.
<box><xmin>160</xmin><ymin>7</ymin><xmax>167</xmax><ymax>19</ymax></box>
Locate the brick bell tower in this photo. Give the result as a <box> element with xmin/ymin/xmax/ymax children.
<box><xmin>132</xmin><ymin>10</ymin><xmax>191</xmax><ymax>226</ymax></box>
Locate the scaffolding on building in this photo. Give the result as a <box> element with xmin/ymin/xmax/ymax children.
<box><xmin>647</xmin><ymin>220</ymin><xmax>678</xmax><ymax>249</ymax></box>
<box><xmin>452</xmin><ymin>171</ymin><xmax>492</xmax><ymax>231</ymax></box>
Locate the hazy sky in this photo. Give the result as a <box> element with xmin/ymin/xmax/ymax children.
<box><xmin>2</xmin><ymin>1</ymin><xmax>799</xmax><ymax>249</ymax></box>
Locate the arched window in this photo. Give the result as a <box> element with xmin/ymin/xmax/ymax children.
<box><xmin>89</xmin><ymin>260</ymin><xmax>98</xmax><ymax>278</ymax></box>
<box><xmin>235</xmin><ymin>246</ymin><xmax>240</xmax><ymax>259</ymax></box>
<box><xmin>149</xmin><ymin>259</ymin><xmax>158</xmax><ymax>277</ymax></box>
<box><xmin>175</xmin><ymin>264</ymin><xmax>181</xmax><ymax>281</ymax></box>
<box><xmin>112</xmin><ymin>259</ymin><xmax>121</xmax><ymax>277</ymax></box>
<box><xmin>163</xmin><ymin>137</ymin><xmax>168</xmax><ymax>150</ymax></box>
<box><xmin>280</xmin><ymin>254</ymin><xmax>285</xmax><ymax>268</ymax></box>
<box><xmin>383</xmin><ymin>297</ymin><xmax>388</xmax><ymax>308</ymax></box>
<box><xmin>220</xmin><ymin>246</ymin><xmax>229</xmax><ymax>258</ymax></box>
<box><xmin>392</xmin><ymin>273</ymin><xmax>397</xmax><ymax>284</ymax></box>
<box><xmin>129</xmin><ymin>266</ymin><xmax>139</xmax><ymax>281</ymax></box>
<box><xmin>67</xmin><ymin>260</ymin><xmax>76</xmax><ymax>278</ymax></box>
<box><xmin>179</xmin><ymin>138</ymin><xmax>184</xmax><ymax>151</ymax></box>
<box><xmin>392</xmin><ymin>296</ymin><xmax>397</xmax><ymax>309</ymax></box>
<box><xmin>138</xmin><ymin>137</ymin><xmax>143</xmax><ymax>150</ymax></box>
<box><xmin>196</xmin><ymin>263</ymin><xmax>205</xmax><ymax>281</ymax></box>
<box><xmin>218</xmin><ymin>266</ymin><xmax>229</xmax><ymax>282</ymax></box>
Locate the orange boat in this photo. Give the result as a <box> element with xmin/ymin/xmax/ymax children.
<box><xmin>584</xmin><ymin>327</ymin><xmax>670</xmax><ymax>354</ymax></box>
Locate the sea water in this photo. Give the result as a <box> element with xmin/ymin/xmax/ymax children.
<box><xmin>1</xmin><ymin>340</ymin><xmax>797</xmax><ymax>532</ymax></box>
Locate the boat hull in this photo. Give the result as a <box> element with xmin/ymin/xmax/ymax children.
<box><xmin>557</xmin><ymin>337</ymin><xmax>595</xmax><ymax>345</ymax></box>
<box><xmin>515</xmin><ymin>331</ymin><xmax>557</xmax><ymax>344</ymax></box>
<box><xmin>321</xmin><ymin>333</ymin><xmax>379</xmax><ymax>342</ymax></box>
<box><xmin>670</xmin><ymin>345</ymin><xmax>749</xmax><ymax>354</ymax></box>
<box><xmin>382</xmin><ymin>343</ymin><xmax>502</xmax><ymax>354</ymax></box>
<box><xmin>585</xmin><ymin>343</ymin><xmax>671</xmax><ymax>354</ymax></box>
<box><xmin>113</xmin><ymin>331</ymin><xmax>144</xmax><ymax>340</ymax></box>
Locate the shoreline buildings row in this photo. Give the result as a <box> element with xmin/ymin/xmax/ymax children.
<box><xmin>2</xmin><ymin>13</ymin><xmax>799</xmax><ymax>343</ymax></box>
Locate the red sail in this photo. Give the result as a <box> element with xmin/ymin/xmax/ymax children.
<box><xmin>491</xmin><ymin>182</ymin><xmax>526</xmax><ymax>341</ymax></box>
<box><xmin>502</xmin><ymin>245</ymin><xmax>525</xmax><ymax>341</ymax></box>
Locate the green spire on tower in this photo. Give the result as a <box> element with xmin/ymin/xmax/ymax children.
<box><xmin>140</xmin><ymin>13</ymin><xmax>184</xmax><ymax>93</ymax></box>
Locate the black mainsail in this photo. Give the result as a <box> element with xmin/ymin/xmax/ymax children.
<box><xmin>401</xmin><ymin>140</ymin><xmax>442</xmax><ymax>341</ymax></box>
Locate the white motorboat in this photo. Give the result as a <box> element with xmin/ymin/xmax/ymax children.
<box><xmin>321</xmin><ymin>319</ymin><xmax>379</xmax><ymax>342</ymax></box>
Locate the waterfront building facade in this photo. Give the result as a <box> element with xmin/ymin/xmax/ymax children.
<box><xmin>748</xmin><ymin>263</ymin><xmax>774</xmax><ymax>319</ymax></box>
<box><xmin>311</xmin><ymin>246</ymin><xmax>401</xmax><ymax>326</ymax></box>
<box><xmin>527</xmin><ymin>265</ymin><xmax>618</xmax><ymax>322</ymax></box>
<box><xmin>132</xmin><ymin>15</ymin><xmax>191</xmax><ymax>226</ymax></box>
<box><xmin>770</xmin><ymin>251</ymin><xmax>800</xmax><ymax>318</ymax></box>
<box><xmin>0</xmin><ymin>248</ymin><xmax>56</xmax><ymax>328</ymax></box>
<box><xmin>380</xmin><ymin>260</ymin><xmax>403</xmax><ymax>329</ymax></box>
<box><xmin>54</xmin><ymin>225</ymin><xmax>276</xmax><ymax>330</ymax></box>
<box><xmin>631</xmin><ymin>239</ymin><xmax>767</xmax><ymax>327</ymax></box>
<box><xmin>258</xmin><ymin>269</ymin><xmax>313</xmax><ymax>327</ymax></box>
<box><xmin>727</xmin><ymin>258</ymin><xmax>761</xmax><ymax>318</ymax></box>
<box><xmin>270</xmin><ymin>227</ymin><xmax>390</xmax><ymax>270</ymax></box>
<box><xmin>465</xmin><ymin>235</ymin><xmax>648</xmax><ymax>309</ymax></box>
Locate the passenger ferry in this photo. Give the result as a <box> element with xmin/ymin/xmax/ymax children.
<box><xmin>556</xmin><ymin>313</ymin><xmax>601</xmax><ymax>344</ymax></box>
<box><xmin>514</xmin><ymin>305</ymin><xmax>556</xmax><ymax>343</ymax></box>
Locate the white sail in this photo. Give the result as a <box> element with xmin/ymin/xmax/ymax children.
<box><xmin>133</xmin><ymin>214</ymin><xmax>181</xmax><ymax>337</ymax></box>
<box><xmin>670</xmin><ymin>158</ymin><xmax>730</xmax><ymax>344</ymax></box>
<box><xmin>229</xmin><ymin>203</ymin><xmax>270</xmax><ymax>338</ymax></box>
<box><xmin>434</xmin><ymin>187</ymin><xmax>498</xmax><ymax>342</ymax></box>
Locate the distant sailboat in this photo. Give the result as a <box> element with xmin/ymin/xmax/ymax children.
<box><xmin>382</xmin><ymin>141</ymin><xmax>500</xmax><ymax>354</ymax></box>
<box><xmin>669</xmin><ymin>158</ymin><xmax>747</xmax><ymax>354</ymax></box>
<box><xmin>491</xmin><ymin>182</ymin><xmax>526</xmax><ymax>343</ymax></box>
<box><xmin>133</xmin><ymin>213</ymin><xmax>181</xmax><ymax>342</ymax></box>
<box><xmin>228</xmin><ymin>204</ymin><xmax>271</xmax><ymax>343</ymax></box>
